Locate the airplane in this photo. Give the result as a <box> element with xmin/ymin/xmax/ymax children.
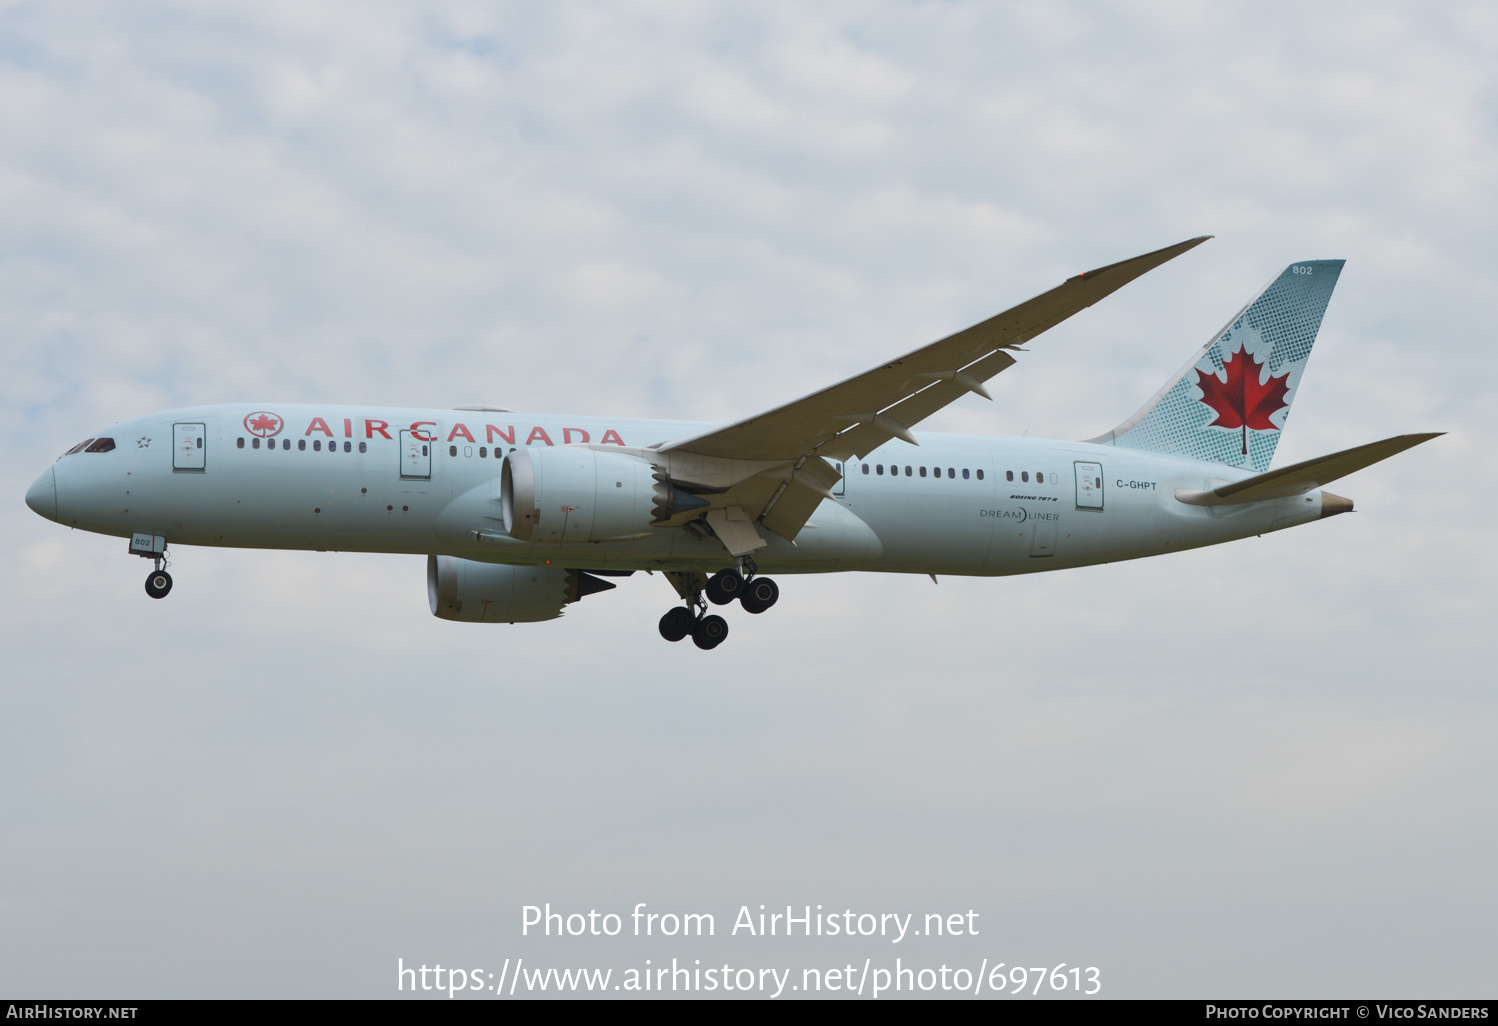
<box><xmin>24</xmin><ymin>237</ymin><xmax>1439</xmax><ymax>650</ymax></box>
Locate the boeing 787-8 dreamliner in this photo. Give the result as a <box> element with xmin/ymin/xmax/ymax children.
<box><xmin>24</xmin><ymin>237</ymin><xmax>1438</xmax><ymax>649</ymax></box>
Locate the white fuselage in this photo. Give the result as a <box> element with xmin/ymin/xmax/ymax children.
<box><xmin>29</xmin><ymin>404</ymin><xmax>1328</xmax><ymax>575</ymax></box>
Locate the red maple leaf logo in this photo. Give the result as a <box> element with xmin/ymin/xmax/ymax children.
<box><xmin>244</xmin><ymin>411</ymin><xmax>283</xmax><ymax>437</ymax></box>
<box><xmin>1195</xmin><ymin>347</ymin><xmax>1290</xmax><ymax>455</ymax></box>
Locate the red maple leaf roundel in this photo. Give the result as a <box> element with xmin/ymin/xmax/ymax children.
<box><xmin>244</xmin><ymin>411</ymin><xmax>283</xmax><ymax>437</ymax></box>
<box><xmin>1195</xmin><ymin>347</ymin><xmax>1290</xmax><ymax>455</ymax></box>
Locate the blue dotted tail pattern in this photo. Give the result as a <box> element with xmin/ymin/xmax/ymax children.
<box><xmin>1094</xmin><ymin>259</ymin><xmax>1344</xmax><ymax>473</ymax></box>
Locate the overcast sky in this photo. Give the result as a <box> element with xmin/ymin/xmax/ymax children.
<box><xmin>3</xmin><ymin>1</ymin><xmax>1495</xmax><ymax>999</ymax></box>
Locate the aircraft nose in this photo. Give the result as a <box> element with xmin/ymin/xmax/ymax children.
<box><xmin>25</xmin><ymin>467</ymin><xmax>57</xmax><ymax>521</ymax></box>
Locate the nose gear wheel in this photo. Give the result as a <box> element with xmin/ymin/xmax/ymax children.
<box><xmin>145</xmin><ymin>569</ymin><xmax>173</xmax><ymax>599</ymax></box>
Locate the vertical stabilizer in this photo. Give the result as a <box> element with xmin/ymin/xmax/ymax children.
<box><xmin>1089</xmin><ymin>260</ymin><xmax>1344</xmax><ymax>472</ymax></box>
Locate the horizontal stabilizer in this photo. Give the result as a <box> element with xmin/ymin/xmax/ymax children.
<box><xmin>1174</xmin><ymin>433</ymin><xmax>1442</xmax><ymax>506</ymax></box>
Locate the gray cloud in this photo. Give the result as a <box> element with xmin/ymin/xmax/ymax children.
<box><xmin>2</xmin><ymin>0</ymin><xmax>1495</xmax><ymax>997</ymax></box>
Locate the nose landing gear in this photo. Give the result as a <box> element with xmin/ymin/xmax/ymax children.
<box><xmin>145</xmin><ymin>565</ymin><xmax>173</xmax><ymax>599</ymax></box>
<box><xmin>130</xmin><ymin>533</ymin><xmax>173</xmax><ymax>599</ymax></box>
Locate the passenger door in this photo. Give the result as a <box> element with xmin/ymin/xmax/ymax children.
<box><xmin>1074</xmin><ymin>461</ymin><xmax>1104</xmax><ymax>510</ymax></box>
<box><xmin>400</xmin><ymin>430</ymin><xmax>432</xmax><ymax>479</ymax></box>
<box><xmin>172</xmin><ymin>423</ymin><xmax>206</xmax><ymax>471</ymax></box>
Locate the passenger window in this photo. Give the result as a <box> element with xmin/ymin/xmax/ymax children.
<box><xmin>283</xmin><ymin>439</ymin><xmax>290</xmax><ymax>450</ymax></box>
<box><xmin>343</xmin><ymin>441</ymin><xmax>351</xmax><ymax>453</ymax></box>
<box><xmin>905</xmin><ymin>466</ymin><xmax>912</xmax><ymax>476</ymax></box>
<box><xmin>252</xmin><ymin>438</ymin><xmax>260</xmax><ymax>449</ymax></box>
<box><xmin>919</xmin><ymin>466</ymin><xmax>927</xmax><ymax>478</ymax></box>
<box><xmin>861</xmin><ymin>464</ymin><xmax>868</xmax><ymax>475</ymax></box>
<box><xmin>298</xmin><ymin>439</ymin><xmax>306</xmax><ymax>451</ymax></box>
<box><xmin>313</xmin><ymin>440</ymin><xmax>321</xmax><ymax>451</ymax></box>
<box><xmin>962</xmin><ymin>468</ymin><xmax>969</xmax><ymax>479</ymax></box>
<box><xmin>1021</xmin><ymin>471</ymin><xmax>1028</xmax><ymax>482</ymax></box>
<box><xmin>423</xmin><ymin>445</ymin><xmax>429</xmax><ymax>456</ymax></box>
<box><xmin>947</xmin><ymin>468</ymin><xmax>954</xmax><ymax>478</ymax></box>
<box><xmin>1036</xmin><ymin>470</ymin><xmax>1043</xmax><ymax>482</ymax></box>
<box><xmin>235</xmin><ymin>438</ymin><xmax>244</xmax><ymax>449</ymax></box>
<box><xmin>977</xmin><ymin>469</ymin><xmax>984</xmax><ymax>480</ymax></box>
<box><xmin>876</xmin><ymin>464</ymin><xmax>883</xmax><ymax>475</ymax></box>
<box><xmin>480</xmin><ymin>447</ymin><xmax>488</xmax><ymax>458</ymax></box>
<box><xmin>449</xmin><ymin>445</ymin><xmax>457</xmax><ymax>457</ymax></box>
<box><xmin>1006</xmin><ymin>470</ymin><xmax>1013</xmax><ymax>481</ymax></box>
<box><xmin>359</xmin><ymin>442</ymin><xmax>368</xmax><ymax>453</ymax></box>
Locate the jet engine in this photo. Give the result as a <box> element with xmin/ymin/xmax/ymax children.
<box><xmin>500</xmin><ymin>447</ymin><xmax>707</xmax><ymax>543</ymax></box>
<box><xmin>427</xmin><ymin>555</ymin><xmax>623</xmax><ymax>623</ymax></box>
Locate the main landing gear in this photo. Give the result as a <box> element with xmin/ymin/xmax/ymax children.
<box><xmin>658</xmin><ymin>605</ymin><xmax>728</xmax><ymax>650</ymax></box>
<box><xmin>659</xmin><ymin>564</ymin><xmax>779</xmax><ymax>650</ymax></box>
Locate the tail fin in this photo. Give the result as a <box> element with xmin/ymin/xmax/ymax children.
<box><xmin>1088</xmin><ymin>259</ymin><xmax>1345</xmax><ymax>472</ymax></box>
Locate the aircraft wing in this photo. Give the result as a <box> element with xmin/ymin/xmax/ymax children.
<box><xmin>651</xmin><ymin>236</ymin><xmax>1210</xmax><ymax>542</ymax></box>
<box><xmin>659</xmin><ymin>236</ymin><xmax>1210</xmax><ymax>465</ymax></box>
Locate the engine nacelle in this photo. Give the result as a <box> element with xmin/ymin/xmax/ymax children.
<box><xmin>502</xmin><ymin>446</ymin><xmax>699</xmax><ymax>543</ymax></box>
<box><xmin>427</xmin><ymin>555</ymin><xmax>570</xmax><ymax>623</ymax></box>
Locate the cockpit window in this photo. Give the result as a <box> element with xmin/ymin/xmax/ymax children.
<box><xmin>84</xmin><ymin>437</ymin><xmax>116</xmax><ymax>453</ymax></box>
<box><xmin>62</xmin><ymin>439</ymin><xmax>95</xmax><ymax>457</ymax></box>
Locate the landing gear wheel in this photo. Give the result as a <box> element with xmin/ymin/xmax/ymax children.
<box><xmin>705</xmin><ymin>569</ymin><xmax>744</xmax><ymax>606</ymax></box>
<box><xmin>692</xmin><ymin>614</ymin><xmax>729</xmax><ymax>650</ymax></box>
<box><xmin>145</xmin><ymin>569</ymin><xmax>173</xmax><ymax>599</ymax></box>
<box><xmin>658</xmin><ymin>606</ymin><xmax>695</xmax><ymax>642</ymax></box>
<box><xmin>739</xmin><ymin>576</ymin><xmax>778</xmax><ymax>614</ymax></box>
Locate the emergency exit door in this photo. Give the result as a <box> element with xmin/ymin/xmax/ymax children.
<box><xmin>1075</xmin><ymin>461</ymin><xmax>1104</xmax><ymax>510</ymax></box>
<box><xmin>400</xmin><ymin>430</ymin><xmax>431</xmax><ymax>479</ymax></box>
<box><xmin>173</xmin><ymin>423</ymin><xmax>206</xmax><ymax>470</ymax></box>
